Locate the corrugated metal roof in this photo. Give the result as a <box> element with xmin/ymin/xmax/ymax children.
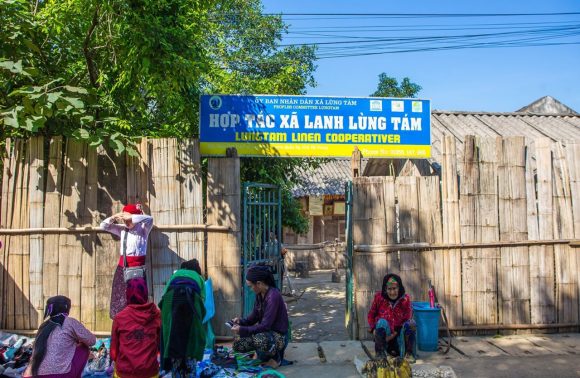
<box><xmin>293</xmin><ymin>108</ymin><xmax>580</xmax><ymax>194</ymax></box>
<box><xmin>291</xmin><ymin>158</ymin><xmax>368</xmax><ymax>197</ymax></box>
<box><xmin>517</xmin><ymin>96</ymin><xmax>578</xmax><ymax>115</ymax></box>
<box><xmin>429</xmin><ymin>111</ymin><xmax>580</xmax><ymax>163</ymax></box>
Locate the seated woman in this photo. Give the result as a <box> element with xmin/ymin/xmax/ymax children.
<box><xmin>367</xmin><ymin>273</ymin><xmax>416</xmax><ymax>362</ymax></box>
<box><xmin>111</xmin><ymin>278</ymin><xmax>161</xmax><ymax>378</ymax></box>
<box><xmin>231</xmin><ymin>265</ymin><xmax>289</xmax><ymax>369</ymax></box>
<box><xmin>24</xmin><ymin>296</ymin><xmax>96</xmax><ymax>378</ymax></box>
<box><xmin>159</xmin><ymin>259</ymin><xmax>206</xmax><ymax>377</ymax></box>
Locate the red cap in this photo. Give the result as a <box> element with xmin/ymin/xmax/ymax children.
<box><xmin>122</xmin><ymin>204</ymin><xmax>143</xmax><ymax>215</ymax></box>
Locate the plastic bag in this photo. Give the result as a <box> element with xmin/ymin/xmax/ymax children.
<box><xmin>203</xmin><ymin>278</ymin><xmax>215</xmax><ymax>324</ymax></box>
<box><xmin>205</xmin><ymin>322</ymin><xmax>215</xmax><ymax>350</ymax></box>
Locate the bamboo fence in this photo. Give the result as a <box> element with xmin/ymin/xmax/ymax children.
<box><xmin>2</xmin><ymin>135</ymin><xmax>579</xmax><ymax>337</ymax></box>
<box><xmin>206</xmin><ymin>148</ymin><xmax>242</xmax><ymax>337</ymax></box>
<box><xmin>0</xmin><ymin>137</ymin><xmax>207</xmax><ymax>332</ymax></box>
<box><xmin>352</xmin><ymin>136</ymin><xmax>580</xmax><ymax>337</ymax></box>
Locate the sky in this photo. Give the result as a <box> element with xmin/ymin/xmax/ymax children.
<box><xmin>261</xmin><ymin>0</ymin><xmax>580</xmax><ymax>113</ymax></box>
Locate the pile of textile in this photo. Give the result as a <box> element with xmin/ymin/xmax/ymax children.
<box><xmin>160</xmin><ymin>346</ymin><xmax>285</xmax><ymax>378</ymax></box>
<box><xmin>0</xmin><ymin>334</ymin><xmax>112</xmax><ymax>378</ymax></box>
<box><xmin>1</xmin><ymin>332</ymin><xmax>287</xmax><ymax>378</ymax></box>
<box><xmin>82</xmin><ymin>339</ymin><xmax>112</xmax><ymax>377</ymax></box>
<box><xmin>0</xmin><ymin>333</ymin><xmax>33</xmax><ymax>378</ymax></box>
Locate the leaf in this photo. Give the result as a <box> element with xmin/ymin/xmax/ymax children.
<box><xmin>0</xmin><ymin>60</ymin><xmax>24</xmax><ymax>74</ymax></box>
<box><xmin>72</xmin><ymin>128</ymin><xmax>90</xmax><ymax>139</ymax></box>
<box><xmin>12</xmin><ymin>60</ymin><xmax>23</xmax><ymax>74</ymax></box>
<box><xmin>109</xmin><ymin>138</ymin><xmax>125</xmax><ymax>153</ymax></box>
<box><xmin>22</xmin><ymin>67</ymin><xmax>39</xmax><ymax>77</ymax></box>
<box><xmin>89</xmin><ymin>137</ymin><xmax>103</xmax><ymax>147</ymax></box>
<box><xmin>1</xmin><ymin>106</ymin><xmax>23</xmax><ymax>128</ymax></box>
<box><xmin>126</xmin><ymin>145</ymin><xmax>139</xmax><ymax>157</ymax></box>
<box><xmin>62</xmin><ymin>96</ymin><xmax>85</xmax><ymax>109</ymax></box>
<box><xmin>80</xmin><ymin>115</ymin><xmax>94</xmax><ymax>124</ymax></box>
<box><xmin>29</xmin><ymin>93</ymin><xmax>44</xmax><ymax>100</ymax></box>
<box><xmin>64</xmin><ymin>86</ymin><xmax>89</xmax><ymax>94</ymax></box>
<box><xmin>40</xmin><ymin>105</ymin><xmax>53</xmax><ymax>117</ymax></box>
<box><xmin>22</xmin><ymin>97</ymin><xmax>34</xmax><ymax>113</ymax></box>
<box><xmin>10</xmin><ymin>86</ymin><xmax>41</xmax><ymax>96</ymax></box>
<box><xmin>23</xmin><ymin>39</ymin><xmax>41</xmax><ymax>54</ymax></box>
<box><xmin>0</xmin><ymin>60</ymin><xmax>14</xmax><ymax>71</ymax></box>
<box><xmin>142</xmin><ymin>57</ymin><xmax>150</xmax><ymax>70</ymax></box>
<box><xmin>24</xmin><ymin>115</ymin><xmax>46</xmax><ymax>132</ymax></box>
<box><xmin>42</xmin><ymin>78</ymin><xmax>63</xmax><ymax>88</ymax></box>
<box><xmin>47</xmin><ymin>92</ymin><xmax>63</xmax><ymax>104</ymax></box>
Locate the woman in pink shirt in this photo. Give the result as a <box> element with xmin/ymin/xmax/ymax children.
<box><xmin>24</xmin><ymin>296</ymin><xmax>96</xmax><ymax>378</ymax></box>
<box><xmin>100</xmin><ymin>204</ymin><xmax>154</xmax><ymax>319</ymax></box>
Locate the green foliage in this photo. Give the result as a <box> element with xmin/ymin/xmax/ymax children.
<box><xmin>371</xmin><ymin>74</ymin><xmax>422</xmax><ymax>98</ymax></box>
<box><xmin>0</xmin><ymin>0</ymin><xmax>319</xmax><ymax>233</ymax></box>
<box><xmin>1</xmin><ymin>0</ymin><xmax>316</xmax><ymax>145</ymax></box>
<box><xmin>199</xmin><ymin>0</ymin><xmax>320</xmax><ymax>234</ymax></box>
<box><xmin>240</xmin><ymin>157</ymin><xmax>325</xmax><ymax>234</ymax></box>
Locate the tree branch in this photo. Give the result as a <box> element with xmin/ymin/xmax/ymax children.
<box><xmin>83</xmin><ymin>5</ymin><xmax>100</xmax><ymax>88</ymax></box>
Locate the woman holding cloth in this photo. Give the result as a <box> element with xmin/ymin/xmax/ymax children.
<box><xmin>100</xmin><ymin>203</ymin><xmax>153</xmax><ymax>319</ymax></box>
<box><xmin>231</xmin><ymin>265</ymin><xmax>289</xmax><ymax>369</ymax></box>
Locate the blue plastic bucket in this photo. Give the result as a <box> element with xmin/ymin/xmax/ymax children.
<box><xmin>412</xmin><ymin>301</ymin><xmax>440</xmax><ymax>352</ymax></box>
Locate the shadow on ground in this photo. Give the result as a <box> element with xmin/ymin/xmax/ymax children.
<box><xmin>285</xmin><ymin>269</ymin><xmax>348</xmax><ymax>342</ymax></box>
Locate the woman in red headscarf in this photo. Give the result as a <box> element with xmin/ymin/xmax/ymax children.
<box><xmin>111</xmin><ymin>278</ymin><xmax>160</xmax><ymax>378</ymax></box>
<box><xmin>100</xmin><ymin>204</ymin><xmax>154</xmax><ymax>319</ymax></box>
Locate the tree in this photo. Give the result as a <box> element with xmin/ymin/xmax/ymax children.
<box><xmin>371</xmin><ymin>74</ymin><xmax>422</xmax><ymax>98</ymax></box>
<box><xmin>1</xmin><ymin>0</ymin><xmax>317</xmax><ymax>149</ymax></box>
<box><xmin>198</xmin><ymin>0</ymin><xmax>321</xmax><ymax>234</ymax></box>
<box><xmin>0</xmin><ymin>0</ymin><xmax>319</xmax><ymax>233</ymax></box>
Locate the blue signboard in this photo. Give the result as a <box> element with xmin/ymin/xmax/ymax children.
<box><xmin>199</xmin><ymin>95</ymin><xmax>431</xmax><ymax>158</ymax></box>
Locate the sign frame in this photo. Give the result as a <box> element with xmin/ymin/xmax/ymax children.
<box><xmin>200</xmin><ymin>94</ymin><xmax>431</xmax><ymax>158</ymax></box>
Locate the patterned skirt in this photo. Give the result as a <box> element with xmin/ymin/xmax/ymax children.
<box><xmin>233</xmin><ymin>331</ymin><xmax>287</xmax><ymax>362</ymax></box>
<box><xmin>109</xmin><ymin>265</ymin><xmax>127</xmax><ymax>319</ymax></box>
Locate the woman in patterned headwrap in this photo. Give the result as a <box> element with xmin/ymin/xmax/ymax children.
<box><xmin>367</xmin><ymin>273</ymin><xmax>416</xmax><ymax>362</ymax></box>
<box><xmin>100</xmin><ymin>203</ymin><xmax>154</xmax><ymax>319</ymax></box>
<box><xmin>23</xmin><ymin>296</ymin><xmax>96</xmax><ymax>378</ymax></box>
<box><xmin>231</xmin><ymin>265</ymin><xmax>289</xmax><ymax>369</ymax></box>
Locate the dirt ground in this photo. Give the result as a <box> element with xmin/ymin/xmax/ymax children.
<box><xmin>283</xmin><ymin>269</ymin><xmax>349</xmax><ymax>342</ymax></box>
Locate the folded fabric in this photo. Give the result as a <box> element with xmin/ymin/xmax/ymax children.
<box><xmin>257</xmin><ymin>370</ymin><xmax>286</xmax><ymax>378</ymax></box>
<box><xmin>169</xmin><ymin>277</ymin><xmax>201</xmax><ymax>294</ymax></box>
<box><xmin>203</xmin><ymin>278</ymin><xmax>215</xmax><ymax>324</ymax></box>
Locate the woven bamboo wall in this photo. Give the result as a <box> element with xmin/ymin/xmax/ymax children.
<box><xmin>353</xmin><ymin>136</ymin><xmax>580</xmax><ymax>337</ymax></box>
<box><xmin>0</xmin><ymin>137</ymin><xmax>204</xmax><ymax>332</ymax></box>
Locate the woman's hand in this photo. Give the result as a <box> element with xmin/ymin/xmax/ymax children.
<box><xmin>231</xmin><ymin>325</ymin><xmax>240</xmax><ymax>334</ymax></box>
<box><xmin>116</xmin><ymin>212</ymin><xmax>134</xmax><ymax>228</ymax></box>
<box><xmin>232</xmin><ymin>317</ymin><xmax>241</xmax><ymax>325</ymax></box>
<box><xmin>386</xmin><ymin>331</ymin><xmax>398</xmax><ymax>342</ymax></box>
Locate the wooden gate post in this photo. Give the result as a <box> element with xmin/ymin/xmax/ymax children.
<box><xmin>207</xmin><ymin>148</ymin><xmax>242</xmax><ymax>337</ymax></box>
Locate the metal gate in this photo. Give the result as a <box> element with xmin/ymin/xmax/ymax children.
<box><xmin>345</xmin><ymin>180</ymin><xmax>356</xmax><ymax>339</ymax></box>
<box><xmin>242</xmin><ymin>183</ymin><xmax>283</xmax><ymax>316</ymax></box>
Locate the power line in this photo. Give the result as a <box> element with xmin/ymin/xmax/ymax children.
<box><xmin>286</xmin><ymin>21</ymin><xmax>580</xmax><ymax>35</ymax></box>
<box><xmin>315</xmin><ymin>32</ymin><xmax>580</xmax><ymax>56</ymax></box>
<box><xmin>288</xmin><ymin>20</ymin><xmax>580</xmax><ymax>31</ymax></box>
<box><xmin>314</xmin><ymin>30</ymin><xmax>580</xmax><ymax>56</ymax></box>
<box><xmin>264</xmin><ymin>12</ymin><xmax>580</xmax><ymax>17</ymax></box>
<box><xmin>279</xmin><ymin>25</ymin><xmax>580</xmax><ymax>47</ymax></box>
<box><xmin>315</xmin><ymin>38</ymin><xmax>580</xmax><ymax>59</ymax></box>
<box><xmin>288</xmin><ymin>26</ymin><xmax>578</xmax><ymax>37</ymax></box>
